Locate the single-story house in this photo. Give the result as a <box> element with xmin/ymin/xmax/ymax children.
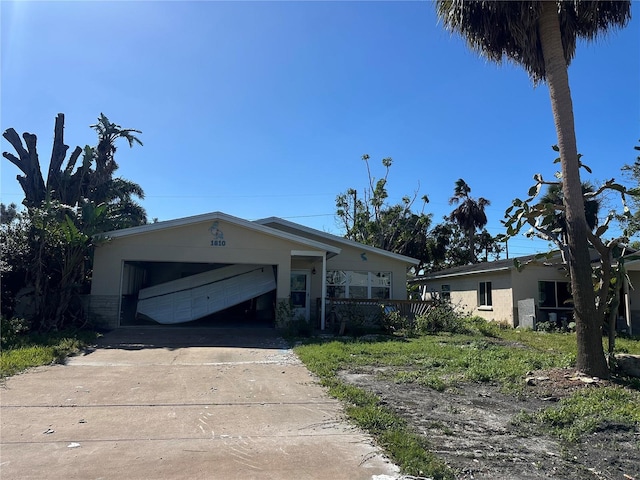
<box><xmin>89</xmin><ymin>211</ymin><xmax>419</xmax><ymax>329</ymax></box>
<box><xmin>412</xmin><ymin>253</ymin><xmax>639</xmax><ymax>335</ymax></box>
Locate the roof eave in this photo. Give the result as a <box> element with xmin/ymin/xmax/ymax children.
<box><xmin>254</xmin><ymin>217</ymin><xmax>420</xmax><ymax>265</ymax></box>
<box><xmin>93</xmin><ymin>211</ymin><xmax>342</xmax><ymax>255</ymax></box>
<box><xmin>416</xmin><ymin>266</ymin><xmax>512</xmax><ymax>281</ymax></box>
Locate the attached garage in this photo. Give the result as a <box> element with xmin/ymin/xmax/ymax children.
<box><xmin>89</xmin><ymin>212</ymin><xmax>418</xmax><ymax>329</ymax></box>
<box><xmin>123</xmin><ymin>263</ymin><xmax>277</xmax><ymax>326</ymax></box>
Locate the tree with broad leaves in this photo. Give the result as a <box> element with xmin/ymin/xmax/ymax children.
<box><xmin>539</xmin><ymin>181</ymin><xmax>600</xmax><ymax>237</ymax></box>
<box><xmin>424</xmin><ymin>219</ymin><xmax>502</xmax><ymax>272</ymax></box>
<box><xmin>3</xmin><ymin>113</ymin><xmax>146</xmax><ymax>229</ymax></box>
<box><xmin>503</xmin><ymin>152</ymin><xmax>636</xmax><ymax>366</ymax></box>
<box><xmin>619</xmin><ymin>142</ymin><xmax>640</xmax><ymax>237</ymax></box>
<box><xmin>0</xmin><ymin>202</ymin><xmax>18</xmax><ymax>225</ymax></box>
<box><xmin>336</xmin><ymin>154</ymin><xmax>432</xmax><ymax>274</ymax></box>
<box><xmin>1</xmin><ymin>114</ymin><xmax>147</xmax><ymax>330</ymax></box>
<box><xmin>435</xmin><ymin>0</ymin><xmax>631</xmax><ymax>378</ymax></box>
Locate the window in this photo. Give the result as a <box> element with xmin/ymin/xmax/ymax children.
<box><xmin>349</xmin><ymin>271</ymin><xmax>369</xmax><ymax>299</ymax></box>
<box><xmin>538</xmin><ymin>281</ymin><xmax>572</xmax><ymax>309</ymax></box>
<box><xmin>479</xmin><ymin>281</ymin><xmax>492</xmax><ymax>306</ymax></box>
<box><xmin>326</xmin><ymin>271</ymin><xmax>391</xmax><ymax>299</ymax></box>
<box><xmin>441</xmin><ymin>284</ymin><xmax>451</xmax><ymax>302</ymax></box>
<box><xmin>371</xmin><ymin>272</ymin><xmax>392</xmax><ymax>299</ymax></box>
<box><xmin>326</xmin><ymin>270</ymin><xmax>347</xmax><ymax>298</ymax></box>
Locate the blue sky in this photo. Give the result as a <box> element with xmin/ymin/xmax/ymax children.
<box><xmin>1</xmin><ymin>1</ymin><xmax>638</xmax><ymax>258</ymax></box>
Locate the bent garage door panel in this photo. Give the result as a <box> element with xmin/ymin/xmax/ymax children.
<box><xmin>136</xmin><ymin>264</ymin><xmax>276</xmax><ymax>324</ymax></box>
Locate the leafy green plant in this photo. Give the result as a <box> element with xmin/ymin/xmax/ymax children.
<box><xmin>0</xmin><ymin>316</ymin><xmax>30</xmax><ymax>349</ymax></box>
<box><xmin>415</xmin><ymin>300</ymin><xmax>468</xmax><ymax>335</ymax></box>
<box><xmin>379</xmin><ymin>306</ymin><xmax>417</xmax><ymax>336</ymax></box>
<box><xmin>515</xmin><ymin>388</ymin><xmax>640</xmax><ymax>442</ymax></box>
<box><xmin>275</xmin><ymin>299</ymin><xmax>294</xmax><ymax>328</ymax></box>
<box><xmin>462</xmin><ymin>315</ymin><xmax>503</xmax><ymax>337</ymax></box>
<box><xmin>535</xmin><ymin>320</ymin><xmax>558</xmax><ymax>333</ymax></box>
<box><xmin>1</xmin><ymin>328</ymin><xmax>98</xmax><ymax>377</ymax></box>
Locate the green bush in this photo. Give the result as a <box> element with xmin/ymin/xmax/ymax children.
<box><xmin>1</xmin><ymin>328</ymin><xmax>98</xmax><ymax>377</ymax></box>
<box><xmin>0</xmin><ymin>316</ymin><xmax>31</xmax><ymax>350</ymax></box>
<box><xmin>463</xmin><ymin>316</ymin><xmax>503</xmax><ymax>337</ymax></box>
<box><xmin>415</xmin><ymin>300</ymin><xmax>468</xmax><ymax>335</ymax></box>
<box><xmin>535</xmin><ymin>320</ymin><xmax>558</xmax><ymax>332</ymax></box>
<box><xmin>380</xmin><ymin>308</ymin><xmax>414</xmax><ymax>334</ymax></box>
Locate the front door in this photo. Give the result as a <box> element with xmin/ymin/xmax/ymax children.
<box><xmin>290</xmin><ymin>270</ymin><xmax>310</xmax><ymax>321</ymax></box>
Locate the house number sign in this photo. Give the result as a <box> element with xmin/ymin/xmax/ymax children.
<box><xmin>209</xmin><ymin>221</ymin><xmax>226</xmax><ymax>247</ymax></box>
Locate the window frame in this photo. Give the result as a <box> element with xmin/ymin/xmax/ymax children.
<box><xmin>326</xmin><ymin>270</ymin><xmax>392</xmax><ymax>299</ymax></box>
<box><xmin>441</xmin><ymin>284</ymin><xmax>451</xmax><ymax>302</ymax></box>
<box><xmin>538</xmin><ymin>280</ymin><xmax>573</xmax><ymax>309</ymax></box>
<box><xmin>478</xmin><ymin>281</ymin><xmax>492</xmax><ymax>307</ymax></box>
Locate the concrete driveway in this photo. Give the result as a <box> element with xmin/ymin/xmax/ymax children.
<box><xmin>0</xmin><ymin>327</ymin><xmax>399</xmax><ymax>480</ymax></box>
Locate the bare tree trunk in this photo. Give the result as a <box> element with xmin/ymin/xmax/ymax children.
<box><xmin>2</xmin><ymin>129</ymin><xmax>46</xmax><ymax>207</ymax></box>
<box><xmin>46</xmin><ymin>114</ymin><xmax>70</xmax><ymax>202</ymax></box>
<box><xmin>608</xmin><ymin>281</ymin><xmax>620</xmax><ymax>356</ymax></box>
<box><xmin>538</xmin><ymin>2</ymin><xmax>608</xmax><ymax>378</ymax></box>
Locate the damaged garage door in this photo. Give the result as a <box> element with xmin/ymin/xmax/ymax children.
<box><xmin>136</xmin><ymin>264</ymin><xmax>276</xmax><ymax>325</ymax></box>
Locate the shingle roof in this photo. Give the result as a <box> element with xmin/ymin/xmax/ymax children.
<box><xmin>255</xmin><ymin>216</ymin><xmax>420</xmax><ymax>265</ymax></box>
<box><xmin>413</xmin><ymin>252</ymin><xmax>564</xmax><ymax>281</ymax></box>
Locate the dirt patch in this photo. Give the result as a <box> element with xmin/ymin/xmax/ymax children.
<box><xmin>338</xmin><ymin>367</ymin><xmax>640</xmax><ymax>480</ymax></box>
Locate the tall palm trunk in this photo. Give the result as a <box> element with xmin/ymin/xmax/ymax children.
<box><xmin>538</xmin><ymin>2</ymin><xmax>608</xmax><ymax>378</ymax></box>
<box><xmin>467</xmin><ymin>227</ymin><xmax>475</xmax><ymax>262</ymax></box>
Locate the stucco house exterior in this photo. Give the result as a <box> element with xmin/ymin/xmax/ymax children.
<box><xmin>89</xmin><ymin>212</ymin><xmax>419</xmax><ymax>329</ymax></box>
<box><xmin>412</xmin><ymin>253</ymin><xmax>638</xmax><ymax>335</ymax></box>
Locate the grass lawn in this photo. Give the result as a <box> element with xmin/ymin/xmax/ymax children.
<box><xmin>294</xmin><ymin>327</ymin><xmax>640</xmax><ymax>479</ymax></box>
<box><xmin>1</xmin><ymin>329</ymin><xmax>99</xmax><ymax>378</ymax></box>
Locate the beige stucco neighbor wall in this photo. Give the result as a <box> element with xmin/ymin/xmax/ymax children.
<box><xmin>447</xmin><ymin>271</ymin><xmax>513</xmax><ymax>325</ymax></box>
<box><xmin>420</xmin><ymin>263</ymin><xmax>573</xmax><ymax>328</ymax></box>
<box><xmin>510</xmin><ymin>263</ymin><xmax>571</xmax><ymax>325</ymax></box>
<box><xmin>421</xmin><ymin>271</ymin><xmax>512</xmax><ymax>325</ymax></box>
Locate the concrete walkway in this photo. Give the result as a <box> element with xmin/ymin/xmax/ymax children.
<box><xmin>0</xmin><ymin>327</ymin><xmax>399</xmax><ymax>480</ymax></box>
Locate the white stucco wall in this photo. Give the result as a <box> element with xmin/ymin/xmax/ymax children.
<box><xmin>90</xmin><ymin>216</ymin><xmax>416</xmax><ymax>327</ymax></box>
<box><xmin>92</xmin><ymin>219</ymin><xmax>318</xmax><ymax>299</ymax></box>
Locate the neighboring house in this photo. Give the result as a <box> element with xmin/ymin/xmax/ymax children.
<box><xmin>89</xmin><ymin>211</ymin><xmax>419</xmax><ymax>329</ymax></box>
<box><xmin>412</xmin><ymin>253</ymin><xmax>639</xmax><ymax>335</ymax></box>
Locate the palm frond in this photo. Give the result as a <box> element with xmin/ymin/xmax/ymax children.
<box><xmin>435</xmin><ymin>1</ymin><xmax>631</xmax><ymax>84</ymax></box>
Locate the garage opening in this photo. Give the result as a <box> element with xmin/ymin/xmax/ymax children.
<box><xmin>120</xmin><ymin>261</ymin><xmax>277</xmax><ymax>327</ymax></box>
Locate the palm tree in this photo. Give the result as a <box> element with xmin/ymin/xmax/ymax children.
<box><xmin>540</xmin><ymin>182</ymin><xmax>600</xmax><ymax>244</ymax></box>
<box><xmin>435</xmin><ymin>0</ymin><xmax>631</xmax><ymax>378</ymax></box>
<box><xmin>88</xmin><ymin>114</ymin><xmax>143</xmax><ymax>200</ymax></box>
<box><xmin>97</xmin><ymin>177</ymin><xmax>147</xmax><ymax>230</ymax></box>
<box><xmin>448</xmin><ymin>179</ymin><xmax>490</xmax><ymax>263</ymax></box>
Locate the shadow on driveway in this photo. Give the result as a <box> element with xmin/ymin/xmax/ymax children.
<box><xmin>93</xmin><ymin>326</ymin><xmax>289</xmax><ymax>351</ymax></box>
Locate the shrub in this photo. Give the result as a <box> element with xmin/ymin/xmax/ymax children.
<box><xmin>0</xmin><ymin>316</ymin><xmax>31</xmax><ymax>350</ymax></box>
<box><xmin>275</xmin><ymin>299</ymin><xmax>294</xmax><ymax>328</ymax></box>
<box><xmin>380</xmin><ymin>307</ymin><xmax>414</xmax><ymax>335</ymax></box>
<box><xmin>535</xmin><ymin>320</ymin><xmax>558</xmax><ymax>333</ymax></box>
<box><xmin>415</xmin><ymin>300</ymin><xmax>467</xmax><ymax>335</ymax></box>
<box><xmin>463</xmin><ymin>316</ymin><xmax>503</xmax><ymax>337</ymax></box>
